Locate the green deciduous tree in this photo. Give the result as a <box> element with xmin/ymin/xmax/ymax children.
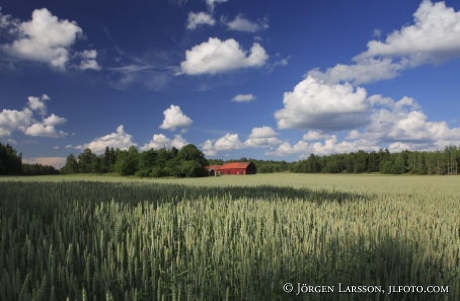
<box><xmin>61</xmin><ymin>154</ymin><xmax>79</xmax><ymax>174</ymax></box>
<box><xmin>78</xmin><ymin>148</ymin><xmax>100</xmax><ymax>173</ymax></box>
<box><xmin>116</xmin><ymin>146</ymin><xmax>139</xmax><ymax>176</ymax></box>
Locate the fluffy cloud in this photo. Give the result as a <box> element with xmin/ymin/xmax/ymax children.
<box><xmin>203</xmin><ymin>126</ymin><xmax>283</xmax><ymax>156</ymax></box>
<box><xmin>25</xmin><ymin>114</ymin><xmax>67</xmax><ymax>137</ymax></box>
<box><xmin>275</xmin><ymin>75</ymin><xmax>369</xmax><ymax>131</ymax></box>
<box><xmin>180</xmin><ymin>37</ymin><xmax>268</xmax><ymax>75</ymax></box>
<box><xmin>78</xmin><ymin>49</ymin><xmax>101</xmax><ymax>71</ymax></box>
<box><xmin>295</xmin><ymin>92</ymin><xmax>460</xmax><ymax>157</ymax></box>
<box><xmin>225</xmin><ymin>15</ymin><xmax>269</xmax><ymax>33</ymax></box>
<box><xmin>27</xmin><ymin>94</ymin><xmax>50</xmax><ymax>115</ymax></box>
<box><xmin>245</xmin><ymin>126</ymin><xmax>281</xmax><ymax>147</ymax></box>
<box><xmin>0</xmin><ymin>95</ymin><xmax>66</xmax><ymax>137</ymax></box>
<box><xmin>0</xmin><ymin>8</ymin><xmax>99</xmax><ymax>70</ymax></box>
<box><xmin>71</xmin><ymin>127</ymin><xmax>190</xmax><ymax>154</ymax></box>
<box><xmin>140</xmin><ymin>134</ymin><xmax>188</xmax><ymax>151</ymax></box>
<box><xmin>356</xmin><ymin>1</ymin><xmax>460</xmax><ymax>64</ymax></box>
<box><xmin>302</xmin><ymin>130</ymin><xmax>332</xmax><ymax>141</ymax></box>
<box><xmin>1</xmin><ymin>8</ymin><xmax>81</xmax><ymax>69</ymax></box>
<box><xmin>203</xmin><ymin>133</ymin><xmax>243</xmax><ymax>156</ymax></box>
<box><xmin>272</xmin><ymin>92</ymin><xmax>460</xmax><ymax>157</ymax></box>
<box><xmin>267</xmin><ymin>135</ymin><xmax>380</xmax><ymax>157</ymax></box>
<box><xmin>160</xmin><ymin>105</ymin><xmax>193</xmax><ymax>131</ymax></box>
<box><xmin>232</xmin><ymin>93</ymin><xmax>256</xmax><ymax>102</ymax></box>
<box><xmin>0</xmin><ymin>108</ymin><xmax>33</xmax><ymax>137</ymax></box>
<box><xmin>270</xmin><ymin>95</ymin><xmax>460</xmax><ymax>157</ymax></box>
<box><xmin>309</xmin><ymin>136</ymin><xmax>380</xmax><ymax>156</ymax></box>
<box><xmin>187</xmin><ymin>11</ymin><xmax>215</xmax><ymax>30</ymax></box>
<box><xmin>309</xmin><ymin>1</ymin><xmax>460</xmax><ymax>85</ymax></box>
<box><xmin>360</xmin><ymin>95</ymin><xmax>460</xmax><ymax>147</ymax></box>
<box><xmin>308</xmin><ymin>58</ymin><xmax>404</xmax><ymax>85</ymax></box>
<box><xmin>267</xmin><ymin>140</ymin><xmax>310</xmax><ymax>157</ymax></box>
<box><xmin>268</xmin><ymin>1</ymin><xmax>460</xmax><ymax>158</ymax></box>
<box><xmin>75</xmin><ymin>125</ymin><xmax>136</xmax><ymax>154</ymax></box>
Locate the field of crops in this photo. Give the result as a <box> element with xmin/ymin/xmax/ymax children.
<box><xmin>1</xmin><ymin>174</ymin><xmax>459</xmax><ymax>301</ymax></box>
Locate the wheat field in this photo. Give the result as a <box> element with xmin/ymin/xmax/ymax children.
<box><xmin>1</xmin><ymin>174</ymin><xmax>459</xmax><ymax>301</ymax></box>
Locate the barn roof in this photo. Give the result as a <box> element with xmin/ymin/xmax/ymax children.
<box><xmin>221</xmin><ymin>162</ymin><xmax>252</xmax><ymax>169</ymax></box>
<box><xmin>205</xmin><ymin>162</ymin><xmax>253</xmax><ymax>170</ymax></box>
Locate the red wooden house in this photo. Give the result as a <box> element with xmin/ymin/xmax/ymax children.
<box><xmin>206</xmin><ymin>162</ymin><xmax>257</xmax><ymax>176</ymax></box>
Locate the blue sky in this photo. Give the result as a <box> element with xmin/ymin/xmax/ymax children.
<box><xmin>2</xmin><ymin>0</ymin><xmax>460</xmax><ymax>168</ymax></box>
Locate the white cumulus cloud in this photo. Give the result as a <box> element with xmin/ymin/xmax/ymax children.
<box><xmin>78</xmin><ymin>49</ymin><xmax>101</xmax><ymax>71</ymax></box>
<box><xmin>361</xmin><ymin>95</ymin><xmax>460</xmax><ymax>147</ymax></box>
<box><xmin>160</xmin><ymin>105</ymin><xmax>193</xmax><ymax>131</ymax></box>
<box><xmin>267</xmin><ymin>140</ymin><xmax>310</xmax><ymax>157</ymax></box>
<box><xmin>0</xmin><ymin>8</ymin><xmax>99</xmax><ymax>70</ymax></box>
<box><xmin>0</xmin><ymin>94</ymin><xmax>66</xmax><ymax>138</ymax></box>
<box><xmin>25</xmin><ymin>114</ymin><xmax>67</xmax><ymax>137</ymax></box>
<box><xmin>0</xmin><ymin>108</ymin><xmax>33</xmax><ymax>137</ymax></box>
<box><xmin>27</xmin><ymin>94</ymin><xmax>50</xmax><ymax>115</ymax></box>
<box><xmin>275</xmin><ymin>75</ymin><xmax>369</xmax><ymax>131</ymax></box>
<box><xmin>308</xmin><ymin>1</ymin><xmax>460</xmax><ymax>85</ymax></box>
<box><xmin>245</xmin><ymin>126</ymin><xmax>281</xmax><ymax>147</ymax></box>
<box><xmin>140</xmin><ymin>134</ymin><xmax>188</xmax><ymax>151</ymax></box>
<box><xmin>356</xmin><ymin>0</ymin><xmax>460</xmax><ymax>64</ymax></box>
<box><xmin>267</xmin><ymin>135</ymin><xmax>380</xmax><ymax>157</ymax></box>
<box><xmin>308</xmin><ymin>58</ymin><xmax>404</xmax><ymax>85</ymax></box>
<box><xmin>1</xmin><ymin>8</ymin><xmax>82</xmax><ymax>69</ymax></box>
<box><xmin>203</xmin><ymin>133</ymin><xmax>243</xmax><ymax>156</ymax></box>
<box><xmin>75</xmin><ymin>125</ymin><xmax>136</xmax><ymax>154</ymax></box>
<box><xmin>203</xmin><ymin>127</ymin><xmax>283</xmax><ymax>156</ymax></box>
<box><xmin>180</xmin><ymin>37</ymin><xmax>268</xmax><ymax>75</ymax></box>
<box><xmin>302</xmin><ymin>130</ymin><xmax>332</xmax><ymax>141</ymax></box>
<box><xmin>187</xmin><ymin>11</ymin><xmax>215</xmax><ymax>30</ymax></box>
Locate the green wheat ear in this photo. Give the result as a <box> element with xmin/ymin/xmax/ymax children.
<box><xmin>81</xmin><ymin>287</ymin><xmax>87</xmax><ymax>301</ymax></box>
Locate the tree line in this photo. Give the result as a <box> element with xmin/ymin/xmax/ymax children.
<box><xmin>290</xmin><ymin>147</ymin><xmax>460</xmax><ymax>175</ymax></box>
<box><xmin>3</xmin><ymin>141</ymin><xmax>460</xmax><ymax>176</ymax></box>
<box><xmin>211</xmin><ymin>146</ymin><xmax>460</xmax><ymax>175</ymax></box>
<box><xmin>61</xmin><ymin>144</ymin><xmax>209</xmax><ymax>177</ymax></box>
<box><xmin>0</xmin><ymin>142</ymin><xmax>59</xmax><ymax>175</ymax></box>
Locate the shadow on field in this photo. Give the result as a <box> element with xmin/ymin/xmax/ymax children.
<box><xmin>245</xmin><ymin>234</ymin><xmax>457</xmax><ymax>301</ymax></box>
<box><xmin>1</xmin><ymin>181</ymin><xmax>371</xmax><ymax>206</ymax></box>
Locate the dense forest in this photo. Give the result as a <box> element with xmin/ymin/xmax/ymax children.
<box><xmin>61</xmin><ymin>144</ymin><xmax>209</xmax><ymax>177</ymax></box>
<box><xmin>3</xmin><ymin>141</ymin><xmax>460</xmax><ymax>176</ymax></box>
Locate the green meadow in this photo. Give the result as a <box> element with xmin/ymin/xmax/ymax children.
<box><xmin>1</xmin><ymin>174</ymin><xmax>459</xmax><ymax>301</ymax></box>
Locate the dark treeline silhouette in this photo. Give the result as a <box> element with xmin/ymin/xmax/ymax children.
<box><xmin>61</xmin><ymin>144</ymin><xmax>209</xmax><ymax>177</ymax></box>
<box><xmin>0</xmin><ymin>142</ymin><xmax>59</xmax><ymax>175</ymax></box>
<box><xmin>22</xmin><ymin>163</ymin><xmax>60</xmax><ymax>175</ymax></box>
<box><xmin>0</xmin><ymin>143</ymin><xmax>22</xmax><ymax>175</ymax></box>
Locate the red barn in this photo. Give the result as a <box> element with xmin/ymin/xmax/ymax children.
<box><xmin>206</xmin><ymin>162</ymin><xmax>256</xmax><ymax>176</ymax></box>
